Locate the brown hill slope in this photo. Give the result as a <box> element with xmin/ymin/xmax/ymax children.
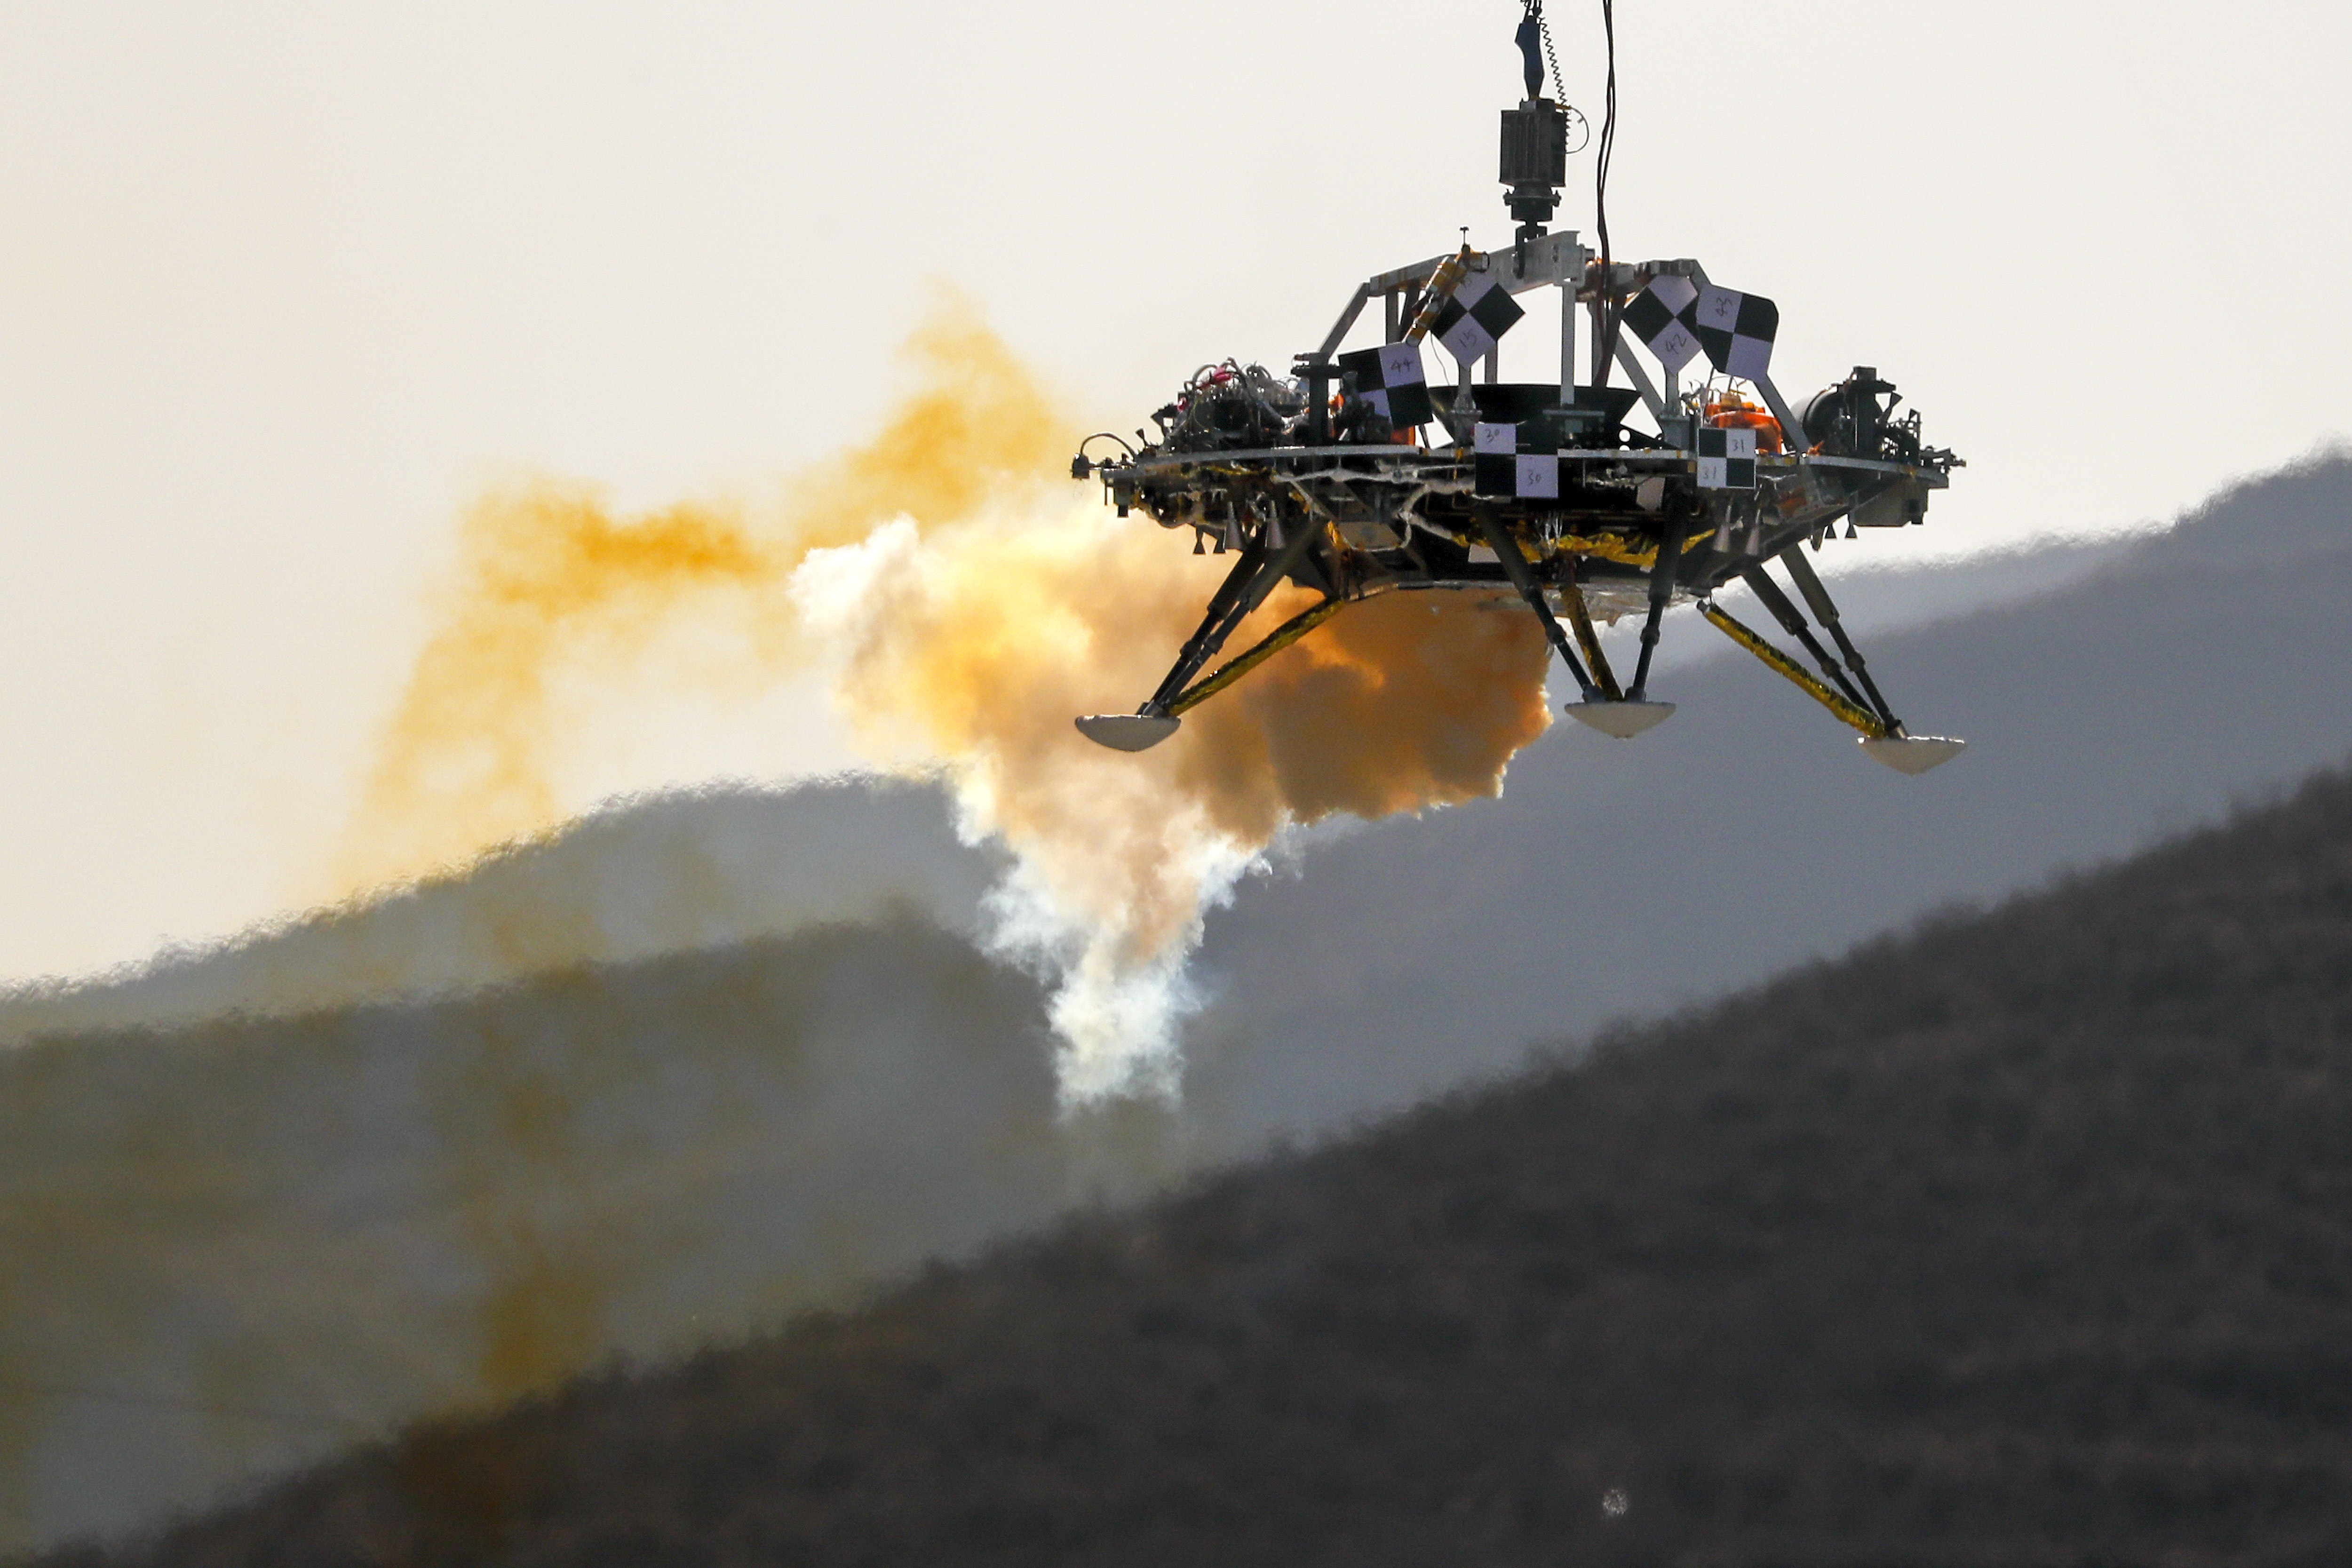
<box><xmin>53</xmin><ymin>764</ymin><xmax>2352</xmax><ymax>1568</ymax></box>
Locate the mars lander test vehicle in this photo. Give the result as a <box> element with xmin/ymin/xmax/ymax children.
<box><xmin>1071</xmin><ymin>0</ymin><xmax>1965</xmax><ymax>772</ymax></box>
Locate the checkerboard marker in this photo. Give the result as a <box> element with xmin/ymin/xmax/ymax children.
<box><xmin>1622</xmin><ymin>275</ymin><xmax>1703</xmax><ymax>373</ymax></box>
<box><xmin>1624</xmin><ymin>275</ymin><xmax>1778</xmax><ymax>382</ymax></box>
<box><xmin>1697</xmin><ymin>426</ymin><xmax>1757</xmax><ymax>490</ymax></box>
<box><xmin>1336</xmin><ymin>341</ymin><xmax>1434</xmax><ymax>430</ymax></box>
<box><xmin>1692</xmin><ymin>285</ymin><xmax>1778</xmax><ymax>382</ymax></box>
<box><xmin>1473</xmin><ymin>422</ymin><xmax>1561</xmax><ymax>498</ymax></box>
<box><xmin>1430</xmin><ymin>271</ymin><xmax>1526</xmax><ymax>366</ymax></box>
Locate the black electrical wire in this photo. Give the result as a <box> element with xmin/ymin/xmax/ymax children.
<box><xmin>1593</xmin><ymin>0</ymin><xmax>1620</xmax><ymax>375</ymax></box>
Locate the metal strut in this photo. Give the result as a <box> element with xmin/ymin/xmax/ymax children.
<box><xmin>1735</xmin><ymin>563</ymin><xmax>1871</xmax><ymax>715</ymax></box>
<box><xmin>1165</xmin><ymin>597</ymin><xmax>1345</xmax><ymax>716</ymax></box>
<box><xmin>1475</xmin><ymin>510</ymin><xmax>1600</xmax><ymax>701</ymax></box>
<box><xmin>1626</xmin><ymin>510</ymin><xmax>1679</xmax><ymax>700</ymax></box>
<box><xmin>1775</xmin><ymin>545</ymin><xmax>1905</xmax><ymax>735</ymax></box>
<box><xmin>1143</xmin><ymin>517</ymin><xmax>1323</xmax><ymax>714</ymax></box>
<box><xmin>1560</xmin><ymin>564</ymin><xmax>1622</xmax><ymax>700</ymax></box>
<box><xmin>1697</xmin><ymin>600</ymin><xmax>1888</xmax><ymax>739</ymax></box>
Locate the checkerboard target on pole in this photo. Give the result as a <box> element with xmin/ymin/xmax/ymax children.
<box><xmin>1430</xmin><ymin>271</ymin><xmax>1526</xmax><ymax>367</ymax></box>
<box><xmin>1693</xmin><ymin>285</ymin><xmax>1778</xmax><ymax>381</ymax></box>
<box><xmin>1336</xmin><ymin>341</ymin><xmax>1433</xmax><ymax>430</ymax></box>
<box><xmin>1622</xmin><ymin>275</ymin><xmax>1779</xmax><ymax>382</ymax></box>
<box><xmin>1473</xmin><ymin>422</ymin><xmax>1559</xmax><ymax>499</ymax></box>
<box><xmin>1622</xmin><ymin>275</ymin><xmax>1703</xmax><ymax>372</ymax></box>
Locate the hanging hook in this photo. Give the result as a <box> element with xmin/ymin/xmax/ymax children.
<box><xmin>1514</xmin><ymin>4</ymin><xmax>1546</xmax><ymax>101</ymax></box>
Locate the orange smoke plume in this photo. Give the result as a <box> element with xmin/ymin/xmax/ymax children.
<box><xmin>336</xmin><ymin>487</ymin><xmax>773</xmax><ymax>889</ymax></box>
<box><xmin>336</xmin><ymin>299</ymin><xmax>1065</xmax><ymax>891</ymax></box>
<box><xmin>340</xmin><ymin>297</ymin><xmax>1554</xmax><ymax>1097</ymax></box>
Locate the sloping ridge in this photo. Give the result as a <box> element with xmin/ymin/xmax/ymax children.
<box><xmin>71</xmin><ymin>764</ymin><xmax>2352</xmax><ymax>1567</ymax></box>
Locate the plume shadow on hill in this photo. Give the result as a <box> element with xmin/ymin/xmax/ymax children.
<box><xmin>62</xmin><ymin>752</ymin><xmax>2352</xmax><ymax>1567</ymax></box>
<box><xmin>0</xmin><ymin>777</ymin><xmax>1001</xmax><ymax>1048</ymax></box>
<box><xmin>0</xmin><ymin>914</ymin><xmax>1193</xmax><ymax>1559</ymax></box>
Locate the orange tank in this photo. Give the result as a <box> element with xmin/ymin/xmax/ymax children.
<box><xmin>1702</xmin><ymin>390</ymin><xmax>1784</xmax><ymax>454</ymax></box>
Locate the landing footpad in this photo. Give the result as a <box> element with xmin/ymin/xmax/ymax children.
<box><xmin>1567</xmin><ymin>700</ymin><xmax>1676</xmax><ymax>739</ymax></box>
<box><xmin>1859</xmin><ymin>735</ymin><xmax>1967</xmax><ymax>775</ymax></box>
<box><xmin>1076</xmin><ymin>713</ymin><xmax>1181</xmax><ymax>752</ymax></box>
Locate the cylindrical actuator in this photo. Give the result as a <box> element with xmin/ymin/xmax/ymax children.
<box><xmin>1499</xmin><ymin>99</ymin><xmax>1568</xmax><ymax>233</ymax></box>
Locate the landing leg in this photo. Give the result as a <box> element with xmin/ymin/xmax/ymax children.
<box><xmin>1563</xmin><ymin>518</ymin><xmax>1678</xmax><ymax>739</ymax></box>
<box><xmin>1473</xmin><ymin>510</ymin><xmax>1599</xmax><ymax>703</ymax></box>
<box><xmin>1761</xmin><ymin>544</ymin><xmax>1968</xmax><ymax>773</ymax></box>
<box><xmin>1627</xmin><ymin>514</ymin><xmax>1679</xmax><ymax>701</ymax></box>
<box><xmin>1560</xmin><ymin>564</ymin><xmax>1623</xmax><ymax>701</ymax></box>
<box><xmin>1736</xmin><ymin>563</ymin><xmax>1871</xmax><ymax>715</ymax></box>
<box><xmin>1776</xmin><ymin>546</ymin><xmax>1901</xmax><ymax>733</ymax></box>
<box><xmin>1077</xmin><ymin>513</ymin><xmax>1326</xmax><ymax>751</ymax></box>
<box><xmin>1146</xmin><ymin>536</ymin><xmax>1274</xmax><ymax>711</ymax></box>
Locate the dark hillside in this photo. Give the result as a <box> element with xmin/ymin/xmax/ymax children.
<box><xmin>65</xmin><ymin>766</ymin><xmax>2352</xmax><ymax>1567</ymax></box>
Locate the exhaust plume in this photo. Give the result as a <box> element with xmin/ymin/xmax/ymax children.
<box><xmin>338</xmin><ymin>297</ymin><xmax>1554</xmax><ymax>1097</ymax></box>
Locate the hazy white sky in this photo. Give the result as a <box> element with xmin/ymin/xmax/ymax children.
<box><xmin>0</xmin><ymin>0</ymin><xmax>2345</xmax><ymax>981</ymax></box>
